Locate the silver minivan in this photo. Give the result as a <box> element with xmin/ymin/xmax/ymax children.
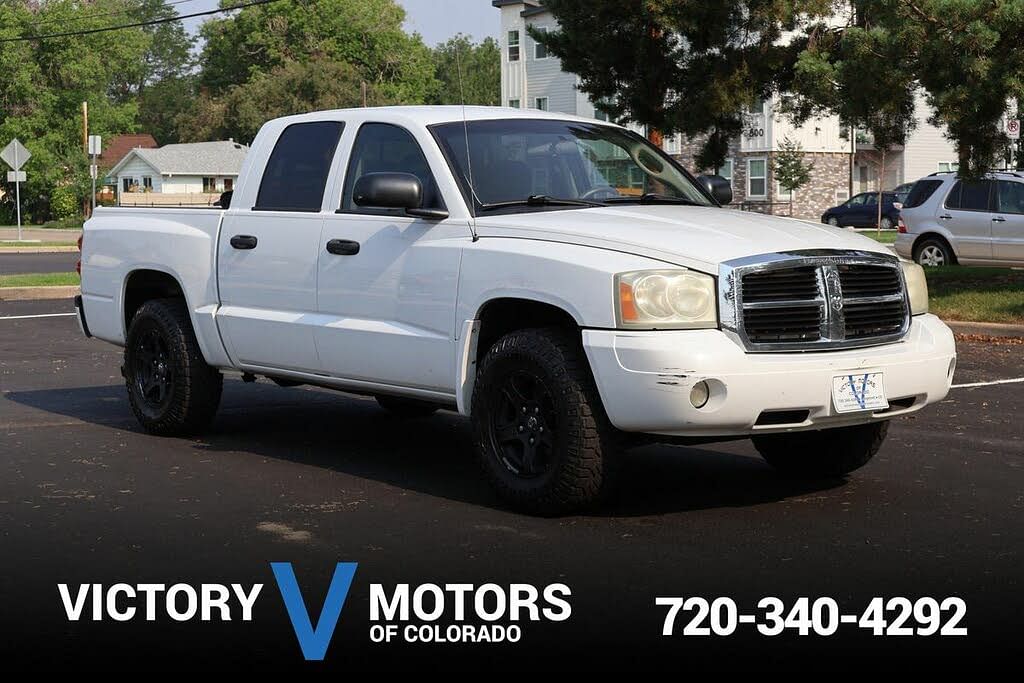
<box><xmin>895</xmin><ymin>171</ymin><xmax>1024</xmax><ymax>266</ymax></box>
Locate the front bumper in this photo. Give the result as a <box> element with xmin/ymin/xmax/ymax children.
<box><xmin>582</xmin><ymin>314</ymin><xmax>956</xmax><ymax>437</ymax></box>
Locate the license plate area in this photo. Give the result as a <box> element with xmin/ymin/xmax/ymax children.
<box><xmin>832</xmin><ymin>372</ymin><xmax>888</xmax><ymax>413</ymax></box>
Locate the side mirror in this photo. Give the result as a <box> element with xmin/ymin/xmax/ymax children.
<box><xmin>353</xmin><ymin>172</ymin><xmax>448</xmax><ymax>219</ymax></box>
<box><xmin>696</xmin><ymin>174</ymin><xmax>733</xmax><ymax>205</ymax></box>
<box><xmin>215</xmin><ymin>190</ymin><xmax>233</xmax><ymax>208</ymax></box>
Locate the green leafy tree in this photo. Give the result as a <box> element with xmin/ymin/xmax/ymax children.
<box><xmin>430</xmin><ymin>34</ymin><xmax>500</xmax><ymax>106</ymax></box>
<box><xmin>773</xmin><ymin>137</ymin><xmax>814</xmax><ymax>217</ymax></box>
<box><xmin>179</xmin><ymin>61</ymin><xmax>387</xmax><ymax>143</ymax></box>
<box><xmin>791</xmin><ymin>1</ymin><xmax>1024</xmax><ymax>178</ymax></box>
<box><xmin>532</xmin><ymin>0</ymin><xmax>832</xmax><ymax>169</ymax></box>
<box><xmin>199</xmin><ymin>0</ymin><xmax>438</xmax><ymax>103</ymax></box>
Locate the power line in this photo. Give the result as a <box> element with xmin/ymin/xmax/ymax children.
<box><xmin>0</xmin><ymin>0</ymin><xmax>287</xmax><ymax>44</ymax></box>
<box><xmin>20</xmin><ymin>0</ymin><xmax>202</xmax><ymax>31</ymax></box>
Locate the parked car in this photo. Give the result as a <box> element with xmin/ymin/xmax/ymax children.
<box><xmin>892</xmin><ymin>182</ymin><xmax>914</xmax><ymax>209</ymax></box>
<box><xmin>821</xmin><ymin>191</ymin><xmax>901</xmax><ymax>229</ymax></box>
<box><xmin>76</xmin><ymin>106</ymin><xmax>955</xmax><ymax>514</ymax></box>
<box><xmin>896</xmin><ymin>171</ymin><xmax>1024</xmax><ymax>267</ymax></box>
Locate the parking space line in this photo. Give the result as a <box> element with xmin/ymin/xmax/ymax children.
<box><xmin>0</xmin><ymin>312</ymin><xmax>76</xmax><ymax>321</ymax></box>
<box><xmin>953</xmin><ymin>377</ymin><xmax>1024</xmax><ymax>389</ymax></box>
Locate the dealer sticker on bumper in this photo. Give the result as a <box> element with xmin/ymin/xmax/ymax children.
<box><xmin>832</xmin><ymin>373</ymin><xmax>888</xmax><ymax>413</ymax></box>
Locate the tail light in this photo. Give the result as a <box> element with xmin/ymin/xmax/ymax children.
<box><xmin>897</xmin><ymin>217</ymin><xmax>907</xmax><ymax>234</ymax></box>
<box><xmin>76</xmin><ymin>234</ymin><xmax>83</xmax><ymax>275</ymax></box>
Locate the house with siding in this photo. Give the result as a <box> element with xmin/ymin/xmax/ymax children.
<box><xmin>107</xmin><ymin>140</ymin><xmax>249</xmax><ymax>206</ymax></box>
<box><xmin>493</xmin><ymin>0</ymin><xmax>960</xmax><ymax>221</ymax></box>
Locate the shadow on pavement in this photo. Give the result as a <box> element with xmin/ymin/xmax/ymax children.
<box><xmin>4</xmin><ymin>380</ymin><xmax>846</xmax><ymax>517</ymax></box>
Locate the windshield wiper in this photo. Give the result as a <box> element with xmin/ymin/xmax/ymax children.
<box><xmin>602</xmin><ymin>193</ymin><xmax>703</xmax><ymax>206</ymax></box>
<box><xmin>478</xmin><ymin>195</ymin><xmax>604</xmax><ymax>211</ymax></box>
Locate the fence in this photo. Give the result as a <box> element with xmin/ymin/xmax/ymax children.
<box><xmin>118</xmin><ymin>193</ymin><xmax>221</xmax><ymax>207</ymax></box>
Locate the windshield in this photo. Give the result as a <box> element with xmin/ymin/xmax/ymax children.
<box><xmin>430</xmin><ymin>118</ymin><xmax>714</xmax><ymax>213</ymax></box>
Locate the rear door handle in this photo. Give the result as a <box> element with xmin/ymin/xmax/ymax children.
<box><xmin>230</xmin><ymin>234</ymin><xmax>258</xmax><ymax>249</ymax></box>
<box><xmin>938</xmin><ymin>214</ymin><xmax>953</xmax><ymax>220</ymax></box>
<box><xmin>326</xmin><ymin>239</ymin><xmax>360</xmax><ymax>256</ymax></box>
<box><xmin>992</xmin><ymin>215</ymin><xmax>1007</xmax><ymax>222</ymax></box>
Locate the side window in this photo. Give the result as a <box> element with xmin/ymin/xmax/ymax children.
<box><xmin>947</xmin><ymin>180</ymin><xmax>992</xmax><ymax>211</ymax></box>
<box><xmin>848</xmin><ymin>194</ymin><xmax>866</xmax><ymax>206</ymax></box>
<box><xmin>864</xmin><ymin>193</ymin><xmax>878</xmax><ymax>206</ymax></box>
<box><xmin>903</xmin><ymin>179</ymin><xmax>942</xmax><ymax>208</ymax></box>
<box><xmin>997</xmin><ymin>180</ymin><xmax>1024</xmax><ymax>214</ymax></box>
<box><xmin>341</xmin><ymin>123</ymin><xmax>444</xmax><ymax>213</ymax></box>
<box><xmin>255</xmin><ymin>121</ymin><xmax>345</xmax><ymax>212</ymax></box>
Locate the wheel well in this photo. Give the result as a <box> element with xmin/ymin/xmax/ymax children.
<box><xmin>475</xmin><ymin>298</ymin><xmax>579</xmax><ymax>363</ymax></box>
<box><xmin>912</xmin><ymin>232</ymin><xmax>957</xmax><ymax>263</ymax></box>
<box><xmin>123</xmin><ymin>269</ymin><xmax>185</xmax><ymax>329</ymax></box>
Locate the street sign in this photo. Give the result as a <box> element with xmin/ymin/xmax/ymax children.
<box><xmin>7</xmin><ymin>171</ymin><xmax>26</xmax><ymax>182</ymax></box>
<box><xmin>0</xmin><ymin>138</ymin><xmax>31</xmax><ymax>170</ymax></box>
<box><xmin>88</xmin><ymin>135</ymin><xmax>102</xmax><ymax>156</ymax></box>
<box><xmin>1006</xmin><ymin>119</ymin><xmax>1020</xmax><ymax>140</ymax></box>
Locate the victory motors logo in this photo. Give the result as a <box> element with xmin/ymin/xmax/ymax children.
<box><xmin>57</xmin><ymin>563</ymin><xmax>571</xmax><ymax>661</ymax></box>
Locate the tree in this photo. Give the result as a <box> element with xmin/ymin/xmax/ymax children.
<box><xmin>773</xmin><ymin>137</ymin><xmax>814</xmax><ymax>217</ymax></box>
<box><xmin>430</xmin><ymin>35</ymin><xmax>500</xmax><ymax>106</ymax></box>
<box><xmin>179</xmin><ymin>61</ymin><xmax>387</xmax><ymax>144</ymax></box>
<box><xmin>790</xmin><ymin>1</ymin><xmax>1024</xmax><ymax>179</ymax></box>
<box><xmin>198</xmin><ymin>0</ymin><xmax>438</xmax><ymax>103</ymax></box>
<box><xmin>532</xmin><ymin>0</ymin><xmax>830</xmax><ymax>169</ymax></box>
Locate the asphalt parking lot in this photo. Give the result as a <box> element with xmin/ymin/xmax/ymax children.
<box><xmin>1</xmin><ymin>298</ymin><xmax>1021</xmax><ymax>670</ymax></box>
<box><xmin>0</xmin><ymin>252</ymin><xmax>78</xmax><ymax>275</ymax></box>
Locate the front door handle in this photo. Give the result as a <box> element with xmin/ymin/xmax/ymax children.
<box><xmin>992</xmin><ymin>215</ymin><xmax>1007</xmax><ymax>222</ymax></box>
<box><xmin>326</xmin><ymin>239</ymin><xmax>360</xmax><ymax>256</ymax></box>
<box><xmin>230</xmin><ymin>234</ymin><xmax>258</xmax><ymax>249</ymax></box>
<box><xmin>938</xmin><ymin>214</ymin><xmax>953</xmax><ymax>220</ymax></box>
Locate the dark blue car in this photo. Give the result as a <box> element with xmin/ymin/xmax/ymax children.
<box><xmin>821</xmin><ymin>191</ymin><xmax>900</xmax><ymax>229</ymax></box>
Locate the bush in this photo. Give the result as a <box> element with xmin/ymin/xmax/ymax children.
<box><xmin>50</xmin><ymin>186</ymin><xmax>81</xmax><ymax>221</ymax></box>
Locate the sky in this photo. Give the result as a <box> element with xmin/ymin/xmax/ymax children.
<box><xmin>182</xmin><ymin>0</ymin><xmax>499</xmax><ymax>46</ymax></box>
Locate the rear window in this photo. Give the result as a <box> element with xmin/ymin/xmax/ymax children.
<box><xmin>255</xmin><ymin>121</ymin><xmax>345</xmax><ymax>212</ymax></box>
<box><xmin>902</xmin><ymin>179</ymin><xmax>942</xmax><ymax>208</ymax></box>
<box><xmin>945</xmin><ymin>179</ymin><xmax>993</xmax><ymax>211</ymax></box>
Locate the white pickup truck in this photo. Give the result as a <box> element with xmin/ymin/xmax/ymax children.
<box><xmin>78</xmin><ymin>106</ymin><xmax>956</xmax><ymax>513</ymax></box>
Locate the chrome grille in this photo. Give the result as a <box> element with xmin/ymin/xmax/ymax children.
<box><xmin>720</xmin><ymin>251</ymin><xmax>910</xmax><ymax>352</ymax></box>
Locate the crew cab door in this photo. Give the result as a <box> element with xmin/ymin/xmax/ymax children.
<box><xmin>216</xmin><ymin>120</ymin><xmax>345</xmax><ymax>372</ymax></box>
<box><xmin>992</xmin><ymin>179</ymin><xmax>1024</xmax><ymax>263</ymax></box>
<box><xmin>315</xmin><ymin>122</ymin><xmax>464</xmax><ymax>392</ymax></box>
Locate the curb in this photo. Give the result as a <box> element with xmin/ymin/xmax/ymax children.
<box><xmin>0</xmin><ymin>246</ymin><xmax>78</xmax><ymax>253</ymax></box>
<box><xmin>0</xmin><ymin>285</ymin><xmax>80</xmax><ymax>301</ymax></box>
<box><xmin>947</xmin><ymin>320</ymin><xmax>1024</xmax><ymax>339</ymax></box>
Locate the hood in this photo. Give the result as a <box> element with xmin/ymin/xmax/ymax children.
<box><xmin>474</xmin><ymin>205</ymin><xmax>892</xmax><ymax>272</ymax></box>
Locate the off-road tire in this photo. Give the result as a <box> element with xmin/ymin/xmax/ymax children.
<box><xmin>124</xmin><ymin>298</ymin><xmax>222</xmax><ymax>436</ymax></box>
<box><xmin>753</xmin><ymin>421</ymin><xmax>889</xmax><ymax>478</ymax></box>
<box><xmin>471</xmin><ymin>327</ymin><xmax>617</xmax><ymax>515</ymax></box>
<box><xmin>375</xmin><ymin>395</ymin><xmax>440</xmax><ymax>418</ymax></box>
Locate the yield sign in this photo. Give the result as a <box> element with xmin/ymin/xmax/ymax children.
<box><xmin>1</xmin><ymin>138</ymin><xmax>31</xmax><ymax>170</ymax></box>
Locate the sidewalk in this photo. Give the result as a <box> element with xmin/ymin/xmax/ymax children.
<box><xmin>0</xmin><ymin>227</ymin><xmax>81</xmax><ymax>243</ymax></box>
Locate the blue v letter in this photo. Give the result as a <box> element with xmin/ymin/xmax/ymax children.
<box><xmin>271</xmin><ymin>562</ymin><xmax>358</xmax><ymax>661</ymax></box>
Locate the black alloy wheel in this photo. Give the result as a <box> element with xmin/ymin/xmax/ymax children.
<box><xmin>486</xmin><ymin>370</ymin><xmax>558</xmax><ymax>478</ymax></box>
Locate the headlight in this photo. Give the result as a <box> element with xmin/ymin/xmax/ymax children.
<box><xmin>900</xmin><ymin>261</ymin><xmax>929</xmax><ymax>315</ymax></box>
<box><xmin>616</xmin><ymin>269</ymin><xmax>718</xmax><ymax>329</ymax></box>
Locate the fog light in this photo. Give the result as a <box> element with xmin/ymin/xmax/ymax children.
<box><xmin>690</xmin><ymin>380</ymin><xmax>710</xmax><ymax>409</ymax></box>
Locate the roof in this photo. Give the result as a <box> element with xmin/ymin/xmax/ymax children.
<box><xmin>489</xmin><ymin>0</ymin><xmax>549</xmax><ymax>16</ymax></box>
<box><xmin>98</xmin><ymin>134</ymin><xmax>158</xmax><ymax>170</ymax></box>
<box><xmin>109</xmin><ymin>140</ymin><xmax>249</xmax><ymax>177</ymax></box>
<box><xmin>267</xmin><ymin>105</ymin><xmax>615</xmax><ymax>130</ymax></box>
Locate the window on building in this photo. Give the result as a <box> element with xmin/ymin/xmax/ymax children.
<box><xmin>224</xmin><ymin>179</ymin><xmax>234</xmax><ymax>191</ymax></box>
<box><xmin>202</xmin><ymin>177</ymin><xmax>217</xmax><ymax>193</ymax></box>
<box><xmin>255</xmin><ymin>120</ymin><xmax>345</xmax><ymax>212</ymax></box>
<box><xmin>534</xmin><ymin>97</ymin><xmax>548</xmax><ymax>111</ymax></box>
<box><xmin>663</xmin><ymin>135</ymin><xmax>681</xmax><ymax>155</ymax></box>
<box><xmin>938</xmin><ymin>161</ymin><xmax>959</xmax><ymax>173</ymax></box>
<box><xmin>508</xmin><ymin>30</ymin><xmax>520</xmax><ymax>61</ymax></box>
<box><xmin>834</xmin><ymin>189</ymin><xmax>850</xmax><ymax>203</ymax></box>
<box><xmin>122</xmin><ymin>177</ymin><xmax>133</xmax><ymax>192</ymax></box>
<box><xmin>508</xmin><ymin>99</ymin><xmax>520</xmax><ymax>109</ymax></box>
<box><xmin>533</xmin><ymin>26</ymin><xmax>548</xmax><ymax>59</ymax></box>
<box><xmin>142</xmin><ymin>176</ymin><xmax>153</xmax><ymax>190</ymax></box>
<box><xmin>747</xmin><ymin>159</ymin><xmax>767</xmax><ymax>197</ymax></box>
<box><xmin>716</xmin><ymin>159</ymin><xmax>733</xmax><ymax>187</ymax></box>
<box><xmin>341</xmin><ymin>122</ymin><xmax>444</xmax><ymax>214</ymax></box>
<box><xmin>776</xmin><ymin>179</ymin><xmax>793</xmax><ymax>201</ymax></box>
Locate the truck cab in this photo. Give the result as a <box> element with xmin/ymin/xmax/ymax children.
<box><xmin>78</xmin><ymin>106</ymin><xmax>956</xmax><ymax>514</ymax></box>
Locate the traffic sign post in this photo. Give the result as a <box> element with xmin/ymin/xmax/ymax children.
<box><xmin>88</xmin><ymin>135</ymin><xmax>101</xmax><ymax>214</ymax></box>
<box><xmin>1</xmin><ymin>139</ymin><xmax>31</xmax><ymax>241</ymax></box>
